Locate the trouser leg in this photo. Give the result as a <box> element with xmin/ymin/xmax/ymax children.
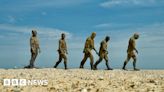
<box><xmin>122</xmin><ymin>54</ymin><xmax>131</xmax><ymax>70</ymax></box>
<box><xmin>64</xmin><ymin>62</ymin><xmax>67</xmax><ymax>70</ymax></box>
<box><xmin>63</xmin><ymin>54</ymin><xmax>67</xmax><ymax>70</ymax></box>
<box><xmin>94</xmin><ymin>57</ymin><xmax>103</xmax><ymax>70</ymax></box>
<box><xmin>30</xmin><ymin>52</ymin><xmax>38</xmax><ymax>68</ymax></box>
<box><xmin>54</xmin><ymin>55</ymin><xmax>62</xmax><ymax>68</ymax></box>
<box><xmin>105</xmin><ymin>61</ymin><xmax>110</xmax><ymax>69</ymax></box>
<box><xmin>105</xmin><ymin>61</ymin><xmax>112</xmax><ymax>70</ymax></box>
<box><xmin>122</xmin><ymin>62</ymin><xmax>127</xmax><ymax>70</ymax></box>
<box><xmin>133</xmin><ymin>60</ymin><xmax>136</xmax><ymax>69</ymax></box>
<box><xmin>104</xmin><ymin>55</ymin><xmax>112</xmax><ymax>70</ymax></box>
<box><xmin>80</xmin><ymin>54</ymin><xmax>88</xmax><ymax>68</ymax></box>
<box><xmin>29</xmin><ymin>53</ymin><xmax>34</xmax><ymax>67</ymax></box>
<box><xmin>89</xmin><ymin>54</ymin><xmax>94</xmax><ymax>70</ymax></box>
<box><xmin>132</xmin><ymin>55</ymin><xmax>139</xmax><ymax>70</ymax></box>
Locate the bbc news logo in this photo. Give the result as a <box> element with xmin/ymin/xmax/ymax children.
<box><xmin>3</xmin><ymin>79</ymin><xmax>48</xmax><ymax>86</ymax></box>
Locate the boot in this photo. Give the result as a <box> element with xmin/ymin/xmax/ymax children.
<box><xmin>64</xmin><ymin>62</ymin><xmax>67</xmax><ymax>70</ymax></box>
<box><xmin>54</xmin><ymin>61</ymin><xmax>60</xmax><ymax>68</ymax></box>
<box><xmin>24</xmin><ymin>65</ymin><xmax>31</xmax><ymax>68</ymax></box>
<box><xmin>93</xmin><ymin>64</ymin><xmax>97</xmax><ymax>70</ymax></box>
<box><xmin>79</xmin><ymin>62</ymin><xmax>84</xmax><ymax>68</ymax></box>
<box><xmin>90</xmin><ymin>63</ymin><xmax>94</xmax><ymax>70</ymax></box>
<box><xmin>30</xmin><ymin>64</ymin><xmax>34</xmax><ymax>68</ymax></box>
<box><xmin>122</xmin><ymin>62</ymin><xmax>127</xmax><ymax>70</ymax></box>
<box><xmin>134</xmin><ymin>68</ymin><xmax>140</xmax><ymax>71</ymax></box>
<box><xmin>106</xmin><ymin>62</ymin><xmax>113</xmax><ymax>70</ymax></box>
<box><xmin>94</xmin><ymin>60</ymin><xmax>101</xmax><ymax>70</ymax></box>
<box><xmin>133</xmin><ymin>61</ymin><xmax>140</xmax><ymax>71</ymax></box>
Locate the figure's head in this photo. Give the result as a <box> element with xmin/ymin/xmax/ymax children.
<box><xmin>133</xmin><ymin>33</ymin><xmax>139</xmax><ymax>39</ymax></box>
<box><xmin>61</xmin><ymin>33</ymin><xmax>65</xmax><ymax>39</ymax></box>
<box><xmin>32</xmin><ymin>30</ymin><xmax>37</xmax><ymax>37</ymax></box>
<box><xmin>91</xmin><ymin>32</ymin><xmax>96</xmax><ymax>39</ymax></box>
<box><xmin>105</xmin><ymin>36</ymin><xmax>110</xmax><ymax>42</ymax></box>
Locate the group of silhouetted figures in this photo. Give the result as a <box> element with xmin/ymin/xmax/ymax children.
<box><xmin>24</xmin><ymin>30</ymin><xmax>140</xmax><ymax>71</ymax></box>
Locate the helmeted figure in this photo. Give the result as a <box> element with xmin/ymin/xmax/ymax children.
<box><xmin>79</xmin><ymin>32</ymin><xmax>99</xmax><ymax>70</ymax></box>
<box><xmin>94</xmin><ymin>36</ymin><xmax>113</xmax><ymax>70</ymax></box>
<box><xmin>122</xmin><ymin>33</ymin><xmax>140</xmax><ymax>71</ymax></box>
<box><xmin>25</xmin><ymin>30</ymin><xmax>41</xmax><ymax>68</ymax></box>
<box><xmin>54</xmin><ymin>33</ymin><xmax>68</xmax><ymax>69</ymax></box>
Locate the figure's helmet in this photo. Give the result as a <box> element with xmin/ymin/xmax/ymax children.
<box><xmin>32</xmin><ymin>30</ymin><xmax>37</xmax><ymax>36</ymax></box>
<box><xmin>61</xmin><ymin>33</ymin><xmax>65</xmax><ymax>39</ymax></box>
<box><xmin>134</xmin><ymin>33</ymin><xmax>139</xmax><ymax>39</ymax></box>
<box><xmin>91</xmin><ymin>32</ymin><xmax>96</xmax><ymax>39</ymax></box>
<box><xmin>105</xmin><ymin>36</ymin><xmax>110</xmax><ymax>41</ymax></box>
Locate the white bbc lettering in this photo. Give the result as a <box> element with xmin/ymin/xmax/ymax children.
<box><xmin>3</xmin><ymin>79</ymin><xmax>10</xmax><ymax>86</ymax></box>
<box><xmin>19</xmin><ymin>79</ymin><xmax>26</xmax><ymax>86</ymax></box>
<box><xmin>3</xmin><ymin>79</ymin><xmax>48</xmax><ymax>86</ymax></box>
<box><xmin>11</xmin><ymin>79</ymin><xmax>19</xmax><ymax>86</ymax></box>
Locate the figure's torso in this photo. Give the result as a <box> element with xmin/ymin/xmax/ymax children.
<box><xmin>127</xmin><ymin>37</ymin><xmax>135</xmax><ymax>52</ymax></box>
<box><xmin>99</xmin><ymin>40</ymin><xmax>107</xmax><ymax>53</ymax></box>
<box><xmin>59</xmin><ymin>39</ymin><xmax>67</xmax><ymax>54</ymax></box>
<box><xmin>84</xmin><ymin>37</ymin><xmax>94</xmax><ymax>50</ymax></box>
<box><xmin>31</xmin><ymin>37</ymin><xmax>39</xmax><ymax>48</ymax></box>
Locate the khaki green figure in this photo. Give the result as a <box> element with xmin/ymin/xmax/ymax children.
<box><xmin>94</xmin><ymin>36</ymin><xmax>113</xmax><ymax>70</ymax></box>
<box><xmin>54</xmin><ymin>33</ymin><xmax>68</xmax><ymax>70</ymax></box>
<box><xmin>79</xmin><ymin>32</ymin><xmax>99</xmax><ymax>70</ymax></box>
<box><xmin>25</xmin><ymin>30</ymin><xmax>41</xmax><ymax>68</ymax></box>
<box><xmin>122</xmin><ymin>33</ymin><xmax>140</xmax><ymax>71</ymax></box>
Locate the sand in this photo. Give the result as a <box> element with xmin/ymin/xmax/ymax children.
<box><xmin>0</xmin><ymin>68</ymin><xmax>164</xmax><ymax>92</ymax></box>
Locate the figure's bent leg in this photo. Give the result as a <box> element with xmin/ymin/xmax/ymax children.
<box><xmin>105</xmin><ymin>55</ymin><xmax>113</xmax><ymax>70</ymax></box>
<box><xmin>32</xmin><ymin>52</ymin><xmax>38</xmax><ymax>67</ymax></box>
<box><xmin>54</xmin><ymin>54</ymin><xmax>62</xmax><ymax>68</ymax></box>
<box><xmin>63</xmin><ymin>54</ymin><xmax>68</xmax><ymax>70</ymax></box>
<box><xmin>29</xmin><ymin>52</ymin><xmax>38</xmax><ymax>68</ymax></box>
<box><xmin>79</xmin><ymin>54</ymin><xmax>88</xmax><ymax>68</ymax></box>
<box><xmin>94</xmin><ymin>57</ymin><xmax>103</xmax><ymax>70</ymax></box>
<box><xmin>132</xmin><ymin>55</ymin><xmax>139</xmax><ymax>71</ymax></box>
<box><xmin>122</xmin><ymin>54</ymin><xmax>131</xmax><ymax>70</ymax></box>
<box><xmin>89</xmin><ymin>54</ymin><xmax>94</xmax><ymax>70</ymax></box>
<box><xmin>25</xmin><ymin>53</ymin><xmax>34</xmax><ymax>68</ymax></box>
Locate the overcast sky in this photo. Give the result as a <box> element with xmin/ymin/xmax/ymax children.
<box><xmin>0</xmin><ymin>0</ymin><xmax>164</xmax><ymax>69</ymax></box>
